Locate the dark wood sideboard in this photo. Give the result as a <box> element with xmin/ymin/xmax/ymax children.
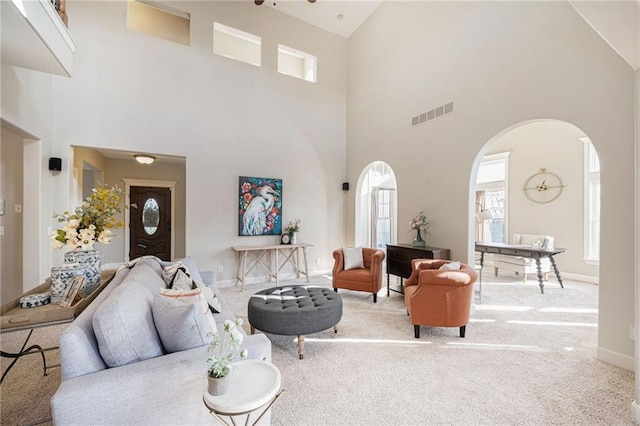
<box><xmin>386</xmin><ymin>243</ymin><xmax>451</xmax><ymax>295</ymax></box>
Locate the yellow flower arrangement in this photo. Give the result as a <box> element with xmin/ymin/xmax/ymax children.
<box><xmin>51</xmin><ymin>184</ymin><xmax>125</xmax><ymax>250</ymax></box>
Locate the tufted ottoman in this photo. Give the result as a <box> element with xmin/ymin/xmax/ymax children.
<box><xmin>248</xmin><ymin>285</ymin><xmax>343</xmax><ymax>359</ymax></box>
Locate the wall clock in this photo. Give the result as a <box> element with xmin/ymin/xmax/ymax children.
<box><xmin>523</xmin><ymin>168</ymin><xmax>565</xmax><ymax>204</ymax></box>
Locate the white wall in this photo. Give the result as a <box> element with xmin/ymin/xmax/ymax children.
<box><xmin>0</xmin><ymin>126</ymin><xmax>24</xmax><ymax>301</ymax></box>
<box><xmin>487</xmin><ymin>120</ymin><xmax>598</xmax><ymax>279</ymax></box>
<box><xmin>346</xmin><ymin>1</ymin><xmax>635</xmax><ymax>367</ymax></box>
<box><xmin>0</xmin><ymin>65</ymin><xmax>56</xmax><ymax>289</ymax></box>
<box><xmin>50</xmin><ymin>1</ymin><xmax>347</xmax><ymax>281</ymax></box>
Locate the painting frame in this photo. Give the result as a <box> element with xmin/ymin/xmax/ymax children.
<box><xmin>59</xmin><ymin>275</ymin><xmax>85</xmax><ymax>308</ymax></box>
<box><xmin>238</xmin><ymin>176</ymin><xmax>282</xmax><ymax>236</ymax></box>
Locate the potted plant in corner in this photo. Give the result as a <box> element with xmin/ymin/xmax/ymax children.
<box><xmin>207</xmin><ymin>318</ymin><xmax>248</xmax><ymax>396</ymax></box>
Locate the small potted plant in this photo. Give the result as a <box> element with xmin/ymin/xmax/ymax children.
<box><xmin>206</xmin><ymin>318</ymin><xmax>248</xmax><ymax>396</ymax></box>
<box><xmin>284</xmin><ymin>218</ymin><xmax>302</xmax><ymax>244</ymax></box>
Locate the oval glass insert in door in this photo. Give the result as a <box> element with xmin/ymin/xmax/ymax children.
<box><xmin>142</xmin><ymin>198</ymin><xmax>160</xmax><ymax>235</ymax></box>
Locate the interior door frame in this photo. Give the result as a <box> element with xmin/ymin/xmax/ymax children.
<box><xmin>122</xmin><ymin>178</ymin><xmax>177</xmax><ymax>261</ymax></box>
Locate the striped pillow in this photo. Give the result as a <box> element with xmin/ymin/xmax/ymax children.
<box><xmin>158</xmin><ymin>288</ymin><xmax>217</xmax><ymax>335</ymax></box>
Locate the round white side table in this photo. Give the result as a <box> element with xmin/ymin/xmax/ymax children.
<box><xmin>203</xmin><ymin>360</ymin><xmax>283</xmax><ymax>426</ymax></box>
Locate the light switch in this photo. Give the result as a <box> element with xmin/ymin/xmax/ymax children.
<box><xmin>14</xmin><ymin>204</ymin><xmax>22</xmax><ymax>213</ymax></box>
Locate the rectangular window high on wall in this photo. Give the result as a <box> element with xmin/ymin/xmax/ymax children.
<box><xmin>277</xmin><ymin>44</ymin><xmax>316</xmax><ymax>83</ymax></box>
<box><xmin>127</xmin><ymin>0</ymin><xmax>190</xmax><ymax>46</ymax></box>
<box><xmin>582</xmin><ymin>137</ymin><xmax>600</xmax><ymax>262</ymax></box>
<box><xmin>213</xmin><ymin>23</ymin><xmax>261</xmax><ymax>67</ymax></box>
<box><xmin>476</xmin><ymin>152</ymin><xmax>509</xmax><ymax>243</ymax></box>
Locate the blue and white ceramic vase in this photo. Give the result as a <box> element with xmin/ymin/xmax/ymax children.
<box><xmin>64</xmin><ymin>249</ymin><xmax>102</xmax><ymax>297</ymax></box>
<box><xmin>50</xmin><ymin>262</ymin><xmax>86</xmax><ymax>304</ymax></box>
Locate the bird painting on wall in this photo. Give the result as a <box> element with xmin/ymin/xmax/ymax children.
<box><xmin>238</xmin><ymin>176</ymin><xmax>282</xmax><ymax>236</ymax></box>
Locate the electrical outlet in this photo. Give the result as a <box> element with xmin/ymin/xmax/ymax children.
<box><xmin>218</xmin><ymin>266</ymin><xmax>223</xmax><ymax>273</ymax></box>
<box><xmin>14</xmin><ymin>204</ymin><xmax>23</xmax><ymax>213</ymax></box>
<box><xmin>630</xmin><ymin>325</ymin><xmax>636</xmax><ymax>340</ymax></box>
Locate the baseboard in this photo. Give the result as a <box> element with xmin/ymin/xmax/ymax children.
<box><xmin>216</xmin><ymin>269</ymin><xmax>332</xmax><ymax>289</ymax></box>
<box><xmin>631</xmin><ymin>400</ymin><xmax>640</xmax><ymax>424</ymax></box>
<box><xmin>597</xmin><ymin>346</ymin><xmax>635</xmax><ymax>371</ymax></box>
<box><xmin>560</xmin><ymin>272</ymin><xmax>599</xmax><ymax>284</ymax></box>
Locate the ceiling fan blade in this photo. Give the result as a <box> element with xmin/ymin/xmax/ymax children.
<box><xmin>255</xmin><ymin>0</ymin><xmax>265</xmax><ymax>5</ymax></box>
<box><xmin>308</xmin><ymin>0</ymin><xmax>317</xmax><ymax>3</ymax></box>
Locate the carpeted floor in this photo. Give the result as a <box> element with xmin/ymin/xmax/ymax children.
<box><xmin>0</xmin><ymin>274</ymin><xmax>634</xmax><ymax>425</ymax></box>
<box><xmin>221</xmin><ymin>275</ymin><xmax>634</xmax><ymax>425</ymax></box>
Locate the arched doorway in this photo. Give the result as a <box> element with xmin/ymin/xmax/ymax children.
<box><xmin>355</xmin><ymin>161</ymin><xmax>398</xmax><ymax>253</ymax></box>
<box><xmin>470</xmin><ymin>119</ymin><xmax>600</xmax><ymax>287</ymax></box>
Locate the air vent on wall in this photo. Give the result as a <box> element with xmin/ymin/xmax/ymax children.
<box><xmin>411</xmin><ymin>101</ymin><xmax>454</xmax><ymax>128</ymax></box>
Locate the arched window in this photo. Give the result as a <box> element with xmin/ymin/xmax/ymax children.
<box><xmin>355</xmin><ymin>161</ymin><xmax>398</xmax><ymax>251</ymax></box>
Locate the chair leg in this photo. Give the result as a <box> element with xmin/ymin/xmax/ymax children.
<box><xmin>414</xmin><ymin>325</ymin><xmax>420</xmax><ymax>339</ymax></box>
<box><xmin>373</xmin><ymin>293</ymin><xmax>377</xmax><ymax>303</ymax></box>
<box><xmin>460</xmin><ymin>325</ymin><xmax>466</xmax><ymax>338</ymax></box>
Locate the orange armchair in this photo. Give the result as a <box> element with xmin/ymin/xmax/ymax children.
<box><xmin>332</xmin><ymin>247</ymin><xmax>385</xmax><ymax>303</ymax></box>
<box><xmin>404</xmin><ymin>259</ymin><xmax>478</xmax><ymax>338</ymax></box>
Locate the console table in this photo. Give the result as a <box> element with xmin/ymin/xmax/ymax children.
<box><xmin>232</xmin><ymin>243</ymin><xmax>312</xmax><ymax>291</ymax></box>
<box><xmin>475</xmin><ymin>242</ymin><xmax>566</xmax><ymax>294</ymax></box>
<box><xmin>386</xmin><ymin>244</ymin><xmax>451</xmax><ymax>295</ymax></box>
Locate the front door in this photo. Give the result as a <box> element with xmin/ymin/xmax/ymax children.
<box><xmin>129</xmin><ymin>186</ymin><xmax>171</xmax><ymax>261</ymax></box>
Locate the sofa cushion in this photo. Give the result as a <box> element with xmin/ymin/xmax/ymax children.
<box><xmin>92</xmin><ymin>281</ymin><xmax>164</xmax><ymax>368</ymax></box>
<box><xmin>159</xmin><ymin>288</ymin><xmax>218</xmax><ymax>335</ymax></box>
<box><xmin>152</xmin><ymin>294</ymin><xmax>212</xmax><ymax>353</ymax></box>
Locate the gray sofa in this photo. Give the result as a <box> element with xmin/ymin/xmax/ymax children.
<box><xmin>51</xmin><ymin>257</ymin><xmax>272</xmax><ymax>425</ymax></box>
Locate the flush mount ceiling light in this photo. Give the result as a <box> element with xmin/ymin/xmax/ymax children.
<box><xmin>134</xmin><ymin>154</ymin><xmax>156</xmax><ymax>165</ymax></box>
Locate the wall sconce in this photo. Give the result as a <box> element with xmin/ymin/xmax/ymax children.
<box><xmin>475</xmin><ymin>203</ymin><xmax>492</xmax><ymax>221</ymax></box>
<box><xmin>134</xmin><ymin>154</ymin><xmax>156</xmax><ymax>165</ymax></box>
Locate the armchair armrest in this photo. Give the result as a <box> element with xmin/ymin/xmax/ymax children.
<box><xmin>332</xmin><ymin>249</ymin><xmax>345</xmax><ymax>275</ymax></box>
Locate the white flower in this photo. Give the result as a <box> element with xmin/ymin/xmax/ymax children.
<box><xmin>68</xmin><ymin>218</ymin><xmax>80</xmax><ymax>228</ymax></box>
<box><xmin>97</xmin><ymin>229</ymin><xmax>112</xmax><ymax>244</ymax></box>
<box><xmin>50</xmin><ymin>236</ymin><xmax>64</xmax><ymax>249</ymax></box>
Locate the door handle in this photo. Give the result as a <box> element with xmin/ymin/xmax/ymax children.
<box><xmin>137</xmin><ymin>243</ymin><xmax>147</xmax><ymax>249</ymax></box>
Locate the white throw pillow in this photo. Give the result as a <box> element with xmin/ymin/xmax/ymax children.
<box><xmin>343</xmin><ymin>246</ymin><xmax>364</xmax><ymax>270</ymax></box>
<box><xmin>439</xmin><ymin>261</ymin><xmax>461</xmax><ymax>271</ymax></box>
<box><xmin>170</xmin><ymin>268</ymin><xmax>194</xmax><ymax>290</ymax></box>
<box><xmin>193</xmin><ymin>279</ymin><xmax>222</xmax><ymax>314</ymax></box>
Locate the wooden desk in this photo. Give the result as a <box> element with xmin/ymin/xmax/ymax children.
<box><xmin>386</xmin><ymin>244</ymin><xmax>451</xmax><ymax>295</ymax></box>
<box><xmin>0</xmin><ymin>270</ymin><xmax>116</xmax><ymax>384</ymax></box>
<box><xmin>475</xmin><ymin>242</ymin><xmax>566</xmax><ymax>294</ymax></box>
<box><xmin>232</xmin><ymin>243</ymin><xmax>312</xmax><ymax>291</ymax></box>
